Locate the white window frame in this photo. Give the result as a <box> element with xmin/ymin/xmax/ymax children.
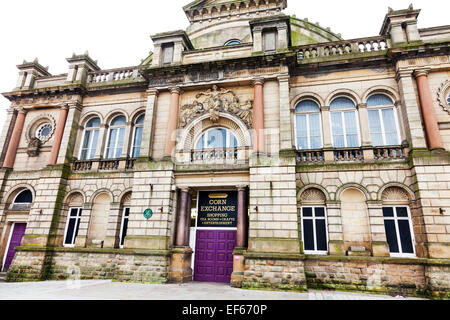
<box><xmin>104</xmin><ymin>115</ymin><xmax>127</xmax><ymax>159</ymax></box>
<box><xmin>2</xmin><ymin>222</ymin><xmax>18</xmax><ymax>271</ymax></box>
<box><xmin>12</xmin><ymin>189</ymin><xmax>33</xmax><ymax>204</ymax></box>
<box><xmin>130</xmin><ymin>115</ymin><xmax>145</xmax><ymax>158</ymax></box>
<box><xmin>329</xmin><ymin>97</ymin><xmax>361</xmax><ymax>148</ymax></box>
<box><xmin>119</xmin><ymin>207</ymin><xmax>130</xmax><ymax>249</ymax></box>
<box><xmin>383</xmin><ymin>205</ymin><xmax>416</xmax><ymax>258</ymax></box>
<box><xmin>294</xmin><ymin>106</ymin><xmax>323</xmax><ymax>150</ymax></box>
<box><xmin>78</xmin><ymin>118</ymin><xmax>100</xmax><ymax>160</ymax></box>
<box><xmin>194</xmin><ymin>127</ymin><xmax>238</xmax><ymax>150</ymax></box>
<box><xmin>301</xmin><ymin>206</ymin><xmax>329</xmax><ymax>255</ymax></box>
<box><xmin>63</xmin><ymin>207</ymin><xmax>82</xmax><ymax>248</ymax></box>
<box><xmin>367</xmin><ymin>105</ymin><xmax>402</xmax><ymax>147</ymax></box>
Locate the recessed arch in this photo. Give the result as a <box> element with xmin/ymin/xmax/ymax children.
<box><xmin>129</xmin><ymin>107</ymin><xmax>146</xmax><ymax>124</ymax></box>
<box><xmin>362</xmin><ymin>85</ymin><xmax>400</xmax><ymax>104</ymax></box>
<box><xmin>5</xmin><ymin>184</ymin><xmax>36</xmax><ymax>204</ymax></box>
<box><xmin>325</xmin><ymin>89</ymin><xmax>361</xmax><ymax>106</ymax></box>
<box><xmin>63</xmin><ymin>189</ymin><xmax>87</xmax><ymax>204</ymax></box>
<box><xmin>378</xmin><ymin>183</ymin><xmax>415</xmax><ymax>202</ymax></box>
<box><xmin>336</xmin><ymin>183</ymin><xmax>370</xmax><ymax>201</ymax></box>
<box><xmin>79</xmin><ymin>111</ymin><xmax>104</xmax><ymax>128</ymax></box>
<box><xmin>88</xmin><ymin>188</ymin><xmax>115</xmax><ymax>203</ymax></box>
<box><xmin>291</xmin><ymin>92</ymin><xmax>325</xmax><ymax>110</ymax></box>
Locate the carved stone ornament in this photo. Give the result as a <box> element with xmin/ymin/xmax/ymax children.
<box><xmin>25</xmin><ymin>114</ymin><xmax>56</xmax><ymax>144</ymax></box>
<box><xmin>381</xmin><ymin>187</ymin><xmax>410</xmax><ymax>202</ymax></box>
<box><xmin>27</xmin><ymin>137</ymin><xmax>41</xmax><ymax>157</ymax></box>
<box><xmin>179</xmin><ymin>85</ymin><xmax>253</xmax><ymax>128</ymax></box>
<box><xmin>300</xmin><ymin>188</ymin><xmax>326</xmax><ymax>202</ymax></box>
<box><xmin>437</xmin><ymin>79</ymin><xmax>450</xmax><ymax>115</ymax></box>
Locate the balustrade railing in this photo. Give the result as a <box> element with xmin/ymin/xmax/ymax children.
<box><xmin>297</xmin><ymin>150</ymin><xmax>324</xmax><ymax>163</ymax></box>
<box><xmin>72</xmin><ymin>160</ymin><xmax>93</xmax><ymax>171</ymax></box>
<box><xmin>297</xmin><ymin>36</ymin><xmax>390</xmax><ymax>62</ymax></box>
<box><xmin>87</xmin><ymin>67</ymin><xmax>142</xmax><ymax>84</ymax></box>
<box><xmin>72</xmin><ymin>158</ymin><xmax>136</xmax><ymax>172</ymax></box>
<box><xmin>373</xmin><ymin>146</ymin><xmax>408</xmax><ymax>160</ymax></box>
<box><xmin>334</xmin><ymin>148</ymin><xmax>364</xmax><ymax>162</ymax></box>
<box><xmin>99</xmin><ymin>159</ymin><xmax>120</xmax><ymax>170</ymax></box>
<box><xmin>191</xmin><ymin>148</ymin><xmax>240</xmax><ymax>162</ymax></box>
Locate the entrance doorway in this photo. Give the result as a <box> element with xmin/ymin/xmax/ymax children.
<box><xmin>192</xmin><ymin>191</ymin><xmax>238</xmax><ymax>284</ymax></box>
<box><xmin>2</xmin><ymin>223</ymin><xmax>27</xmax><ymax>271</ymax></box>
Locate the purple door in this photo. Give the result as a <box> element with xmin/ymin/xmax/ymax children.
<box><xmin>3</xmin><ymin>223</ymin><xmax>26</xmax><ymax>271</ymax></box>
<box><xmin>194</xmin><ymin>229</ymin><xmax>236</xmax><ymax>283</ymax></box>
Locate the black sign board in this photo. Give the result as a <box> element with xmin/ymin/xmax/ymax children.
<box><xmin>197</xmin><ymin>191</ymin><xmax>238</xmax><ymax>228</ymax></box>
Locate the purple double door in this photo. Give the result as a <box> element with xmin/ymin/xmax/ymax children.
<box><xmin>2</xmin><ymin>223</ymin><xmax>26</xmax><ymax>271</ymax></box>
<box><xmin>194</xmin><ymin>229</ymin><xmax>237</xmax><ymax>283</ymax></box>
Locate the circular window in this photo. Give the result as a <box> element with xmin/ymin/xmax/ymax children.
<box><xmin>35</xmin><ymin>123</ymin><xmax>53</xmax><ymax>141</ymax></box>
<box><xmin>447</xmin><ymin>93</ymin><xmax>450</xmax><ymax>107</ymax></box>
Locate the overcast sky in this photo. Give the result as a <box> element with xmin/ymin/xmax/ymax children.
<box><xmin>0</xmin><ymin>0</ymin><xmax>448</xmax><ymax>133</ymax></box>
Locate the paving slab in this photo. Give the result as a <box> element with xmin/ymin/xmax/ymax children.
<box><xmin>0</xmin><ymin>280</ymin><xmax>426</xmax><ymax>300</ymax></box>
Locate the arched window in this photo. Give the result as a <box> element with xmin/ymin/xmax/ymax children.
<box><xmin>131</xmin><ymin>114</ymin><xmax>145</xmax><ymax>158</ymax></box>
<box><xmin>13</xmin><ymin>189</ymin><xmax>33</xmax><ymax>204</ymax></box>
<box><xmin>63</xmin><ymin>193</ymin><xmax>83</xmax><ymax>248</ymax></box>
<box><xmin>224</xmin><ymin>39</ymin><xmax>241</xmax><ymax>46</ymax></box>
<box><xmin>367</xmin><ymin>94</ymin><xmax>401</xmax><ymax>146</ymax></box>
<box><xmin>79</xmin><ymin>117</ymin><xmax>101</xmax><ymax>160</ymax></box>
<box><xmin>195</xmin><ymin>128</ymin><xmax>238</xmax><ymax>149</ymax></box>
<box><xmin>330</xmin><ymin>97</ymin><xmax>360</xmax><ymax>148</ymax></box>
<box><xmin>105</xmin><ymin>115</ymin><xmax>126</xmax><ymax>159</ymax></box>
<box><xmin>295</xmin><ymin>100</ymin><xmax>323</xmax><ymax>150</ymax></box>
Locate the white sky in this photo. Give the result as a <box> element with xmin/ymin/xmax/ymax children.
<box><xmin>0</xmin><ymin>0</ymin><xmax>448</xmax><ymax>133</ymax></box>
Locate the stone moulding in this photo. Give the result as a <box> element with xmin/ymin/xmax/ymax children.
<box><xmin>438</xmin><ymin>79</ymin><xmax>450</xmax><ymax>115</ymax></box>
<box><xmin>179</xmin><ymin>85</ymin><xmax>253</xmax><ymax>129</ymax></box>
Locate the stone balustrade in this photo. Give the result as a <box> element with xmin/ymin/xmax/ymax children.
<box><xmin>334</xmin><ymin>148</ymin><xmax>364</xmax><ymax>162</ymax></box>
<box><xmin>297</xmin><ymin>150</ymin><xmax>324</xmax><ymax>163</ymax></box>
<box><xmin>87</xmin><ymin>67</ymin><xmax>142</xmax><ymax>84</ymax></box>
<box><xmin>373</xmin><ymin>146</ymin><xmax>408</xmax><ymax>161</ymax></box>
<box><xmin>71</xmin><ymin>158</ymin><xmax>136</xmax><ymax>172</ymax></box>
<box><xmin>297</xmin><ymin>36</ymin><xmax>390</xmax><ymax>62</ymax></box>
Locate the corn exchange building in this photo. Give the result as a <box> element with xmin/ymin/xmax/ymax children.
<box><xmin>0</xmin><ymin>0</ymin><xmax>449</xmax><ymax>298</ymax></box>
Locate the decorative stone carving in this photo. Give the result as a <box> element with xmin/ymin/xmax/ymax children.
<box><xmin>25</xmin><ymin>114</ymin><xmax>56</xmax><ymax>145</ymax></box>
<box><xmin>382</xmin><ymin>187</ymin><xmax>410</xmax><ymax>202</ymax></box>
<box><xmin>27</xmin><ymin>138</ymin><xmax>41</xmax><ymax>157</ymax></box>
<box><xmin>179</xmin><ymin>85</ymin><xmax>253</xmax><ymax>128</ymax></box>
<box><xmin>437</xmin><ymin>80</ymin><xmax>450</xmax><ymax>115</ymax></box>
<box><xmin>300</xmin><ymin>188</ymin><xmax>326</xmax><ymax>202</ymax></box>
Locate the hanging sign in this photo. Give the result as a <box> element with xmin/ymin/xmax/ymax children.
<box><xmin>197</xmin><ymin>191</ymin><xmax>238</xmax><ymax>228</ymax></box>
<box><xmin>143</xmin><ymin>208</ymin><xmax>153</xmax><ymax>220</ymax></box>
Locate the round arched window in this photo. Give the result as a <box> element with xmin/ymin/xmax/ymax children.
<box><xmin>295</xmin><ymin>100</ymin><xmax>322</xmax><ymax>150</ymax></box>
<box><xmin>35</xmin><ymin>122</ymin><xmax>53</xmax><ymax>141</ymax></box>
<box><xmin>14</xmin><ymin>189</ymin><xmax>33</xmax><ymax>204</ymax></box>
<box><xmin>329</xmin><ymin>96</ymin><xmax>360</xmax><ymax>148</ymax></box>
<box><xmin>105</xmin><ymin>115</ymin><xmax>127</xmax><ymax>159</ymax></box>
<box><xmin>195</xmin><ymin>128</ymin><xmax>238</xmax><ymax>149</ymax></box>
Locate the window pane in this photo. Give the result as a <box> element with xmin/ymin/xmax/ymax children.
<box><xmin>82</xmin><ymin>130</ymin><xmax>91</xmax><ymax>151</ymax></box>
<box><xmin>207</xmin><ymin>129</ymin><xmax>226</xmax><ymax>148</ymax></box>
<box><xmin>86</xmin><ymin>117</ymin><xmax>100</xmax><ymax>128</ymax></box>
<box><xmin>398</xmin><ymin>220</ymin><xmax>414</xmax><ymax>254</ymax></box>
<box><xmin>115</xmin><ymin>127</ymin><xmax>125</xmax><ymax>158</ymax></box>
<box><xmin>69</xmin><ymin>208</ymin><xmax>79</xmax><ymax>217</ymax></box>
<box><xmin>162</xmin><ymin>44</ymin><xmax>174</xmax><ymax>64</ymax></box>
<box><xmin>383</xmin><ymin>207</ymin><xmax>394</xmax><ymax>217</ymax></box>
<box><xmin>64</xmin><ymin>218</ymin><xmax>76</xmax><ymax>245</ymax></box>
<box><xmin>315</xmin><ymin>207</ymin><xmax>325</xmax><ymax>217</ymax></box>
<box><xmin>315</xmin><ymin>220</ymin><xmax>328</xmax><ymax>251</ymax></box>
<box><xmin>330</xmin><ymin>97</ymin><xmax>355</xmax><ymax>110</ymax></box>
<box><xmin>132</xmin><ymin>126</ymin><xmax>143</xmax><ymax>158</ymax></box>
<box><xmin>382</xmin><ymin>108</ymin><xmax>399</xmax><ymax>145</ymax></box>
<box><xmin>111</xmin><ymin>116</ymin><xmax>126</xmax><ymax>126</ymax></box>
<box><xmin>296</xmin><ymin>115</ymin><xmax>308</xmax><ymax>149</ymax></box>
<box><xmin>89</xmin><ymin>130</ymin><xmax>99</xmax><ymax>159</ymax></box>
<box><xmin>120</xmin><ymin>208</ymin><xmax>130</xmax><ymax>247</ymax></box>
<box><xmin>296</xmin><ymin>100</ymin><xmax>320</xmax><ymax>112</ymax></box>
<box><xmin>368</xmin><ymin>110</ymin><xmax>384</xmax><ymax>146</ymax></box>
<box><xmin>396</xmin><ymin>207</ymin><xmax>409</xmax><ymax>218</ymax></box>
<box><xmin>309</xmin><ymin>114</ymin><xmax>322</xmax><ymax>149</ymax></box>
<box><xmin>331</xmin><ymin>113</ymin><xmax>345</xmax><ymax>148</ymax></box>
<box><xmin>344</xmin><ymin>112</ymin><xmax>359</xmax><ymax>147</ymax></box>
<box><xmin>367</xmin><ymin>94</ymin><xmax>393</xmax><ymax>107</ymax></box>
<box><xmin>135</xmin><ymin>115</ymin><xmax>145</xmax><ymax>125</ymax></box>
<box><xmin>15</xmin><ymin>190</ymin><xmax>32</xmax><ymax>203</ymax></box>
<box><xmin>107</xmin><ymin>129</ymin><xmax>117</xmax><ymax>158</ymax></box>
<box><xmin>303</xmin><ymin>219</ymin><xmax>315</xmax><ymax>251</ymax></box>
<box><xmin>384</xmin><ymin>220</ymin><xmax>399</xmax><ymax>253</ymax></box>
<box><xmin>196</xmin><ymin>135</ymin><xmax>204</xmax><ymax>149</ymax></box>
<box><xmin>303</xmin><ymin>207</ymin><xmax>313</xmax><ymax>217</ymax></box>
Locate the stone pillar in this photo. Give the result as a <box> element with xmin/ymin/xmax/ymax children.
<box><xmin>140</xmin><ymin>89</ymin><xmax>159</xmax><ymax>158</ymax></box>
<box><xmin>358</xmin><ymin>103</ymin><xmax>375</xmax><ymax>160</ymax></box>
<box><xmin>252</xmin><ymin>27</ymin><xmax>263</xmax><ymax>52</ymax></box>
<box><xmin>49</xmin><ymin>105</ymin><xmax>69</xmax><ymax>165</ymax></box>
<box><xmin>0</xmin><ymin>109</ymin><xmax>17</xmax><ymax>167</ymax></box>
<box><xmin>164</xmin><ymin>87</ymin><xmax>181</xmax><ymax>158</ymax></box>
<box><xmin>104</xmin><ymin>202</ymin><xmax>122</xmax><ymax>248</ymax></box>
<box><xmin>175</xmin><ymin>188</ymin><xmax>191</xmax><ymax>247</ymax></box>
<box><xmin>253</xmin><ymin>79</ymin><xmax>265</xmax><ymax>153</ymax></box>
<box><xmin>3</xmin><ymin>108</ymin><xmax>27</xmax><ymax>169</ymax></box>
<box><xmin>56</xmin><ymin>103</ymin><xmax>82</xmax><ymax>164</ymax></box>
<box><xmin>278</xmin><ymin>76</ymin><xmax>292</xmax><ymax>150</ymax></box>
<box><xmin>326</xmin><ymin>201</ymin><xmax>345</xmax><ymax>255</ymax></box>
<box><xmin>390</xmin><ymin>23</ymin><xmax>406</xmax><ymax>44</ymax></box>
<box><xmin>74</xmin><ymin>203</ymin><xmax>92</xmax><ymax>248</ymax></box>
<box><xmin>396</xmin><ymin>70</ymin><xmax>428</xmax><ymax>149</ymax></box>
<box><xmin>367</xmin><ymin>201</ymin><xmax>390</xmax><ymax>257</ymax></box>
<box><xmin>414</xmin><ymin>69</ymin><xmax>444</xmax><ymax>150</ymax></box>
<box><xmin>231</xmin><ymin>185</ymin><xmax>248</xmax><ymax>288</ymax></box>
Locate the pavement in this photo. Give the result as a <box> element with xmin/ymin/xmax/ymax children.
<box><xmin>0</xmin><ymin>280</ymin><xmax>426</xmax><ymax>300</ymax></box>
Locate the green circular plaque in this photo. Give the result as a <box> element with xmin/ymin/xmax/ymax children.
<box><xmin>143</xmin><ymin>209</ymin><xmax>153</xmax><ymax>219</ymax></box>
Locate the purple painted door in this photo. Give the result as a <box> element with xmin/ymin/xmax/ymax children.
<box><xmin>194</xmin><ymin>229</ymin><xmax>237</xmax><ymax>283</ymax></box>
<box><xmin>3</xmin><ymin>223</ymin><xmax>26</xmax><ymax>271</ymax></box>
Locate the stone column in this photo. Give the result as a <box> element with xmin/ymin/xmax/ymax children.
<box><xmin>0</xmin><ymin>109</ymin><xmax>17</xmax><ymax>167</ymax></box>
<box><xmin>414</xmin><ymin>69</ymin><xmax>444</xmax><ymax>150</ymax></box>
<box><xmin>175</xmin><ymin>188</ymin><xmax>191</xmax><ymax>247</ymax></box>
<box><xmin>358</xmin><ymin>103</ymin><xmax>375</xmax><ymax>161</ymax></box>
<box><xmin>231</xmin><ymin>185</ymin><xmax>248</xmax><ymax>288</ymax></box>
<box><xmin>56</xmin><ymin>103</ymin><xmax>82</xmax><ymax>164</ymax></box>
<box><xmin>326</xmin><ymin>201</ymin><xmax>345</xmax><ymax>255</ymax></box>
<box><xmin>140</xmin><ymin>89</ymin><xmax>159</xmax><ymax>158</ymax></box>
<box><xmin>164</xmin><ymin>87</ymin><xmax>181</xmax><ymax>158</ymax></box>
<box><xmin>278</xmin><ymin>76</ymin><xmax>293</xmax><ymax>150</ymax></box>
<box><xmin>104</xmin><ymin>202</ymin><xmax>122</xmax><ymax>248</ymax></box>
<box><xmin>367</xmin><ymin>201</ymin><xmax>390</xmax><ymax>257</ymax></box>
<box><xmin>253</xmin><ymin>79</ymin><xmax>265</xmax><ymax>153</ymax></box>
<box><xmin>74</xmin><ymin>202</ymin><xmax>92</xmax><ymax>248</ymax></box>
<box><xmin>49</xmin><ymin>104</ymin><xmax>69</xmax><ymax>165</ymax></box>
<box><xmin>3</xmin><ymin>108</ymin><xmax>27</xmax><ymax>169</ymax></box>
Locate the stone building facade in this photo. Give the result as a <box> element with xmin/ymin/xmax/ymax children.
<box><xmin>0</xmin><ymin>0</ymin><xmax>449</xmax><ymax>298</ymax></box>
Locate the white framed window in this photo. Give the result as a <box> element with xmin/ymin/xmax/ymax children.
<box><xmin>295</xmin><ymin>100</ymin><xmax>323</xmax><ymax>150</ymax></box>
<box><xmin>383</xmin><ymin>206</ymin><xmax>416</xmax><ymax>258</ymax></box>
<box><xmin>330</xmin><ymin>97</ymin><xmax>361</xmax><ymax>148</ymax></box>
<box><xmin>105</xmin><ymin>115</ymin><xmax>126</xmax><ymax>159</ymax></box>
<box><xmin>224</xmin><ymin>39</ymin><xmax>241</xmax><ymax>46</ymax></box>
<box><xmin>195</xmin><ymin>127</ymin><xmax>238</xmax><ymax>149</ymax></box>
<box><xmin>367</xmin><ymin>94</ymin><xmax>401</xmax><ymax>146</ymax></box>
<box><xmin>79</xmin><ymin>117</ymin><xmax>101</xmax><ymax>160</ymax></box>
<box><xmin>302</xmin><ymin>207</ymin><xmax>329</xmax><ymax>255</ymax></box>
<box><xmin>131</xmin><ymin>114</ymin><xmax>145</xmax><ymax>158</ymax></box>
<box><xmin>63</xmin><ymin>207</ymin><xmax>82</xmax><ymax>248</ymax></box>
<box><xmin>119</xmin><ymin>207</ymin><xmax>130</xmax><ymax>249</ymax></box>
<box><xmin>11</xmin><ymin>189</ymin><xmax>33</xmax><ymax>211</ymax></box>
